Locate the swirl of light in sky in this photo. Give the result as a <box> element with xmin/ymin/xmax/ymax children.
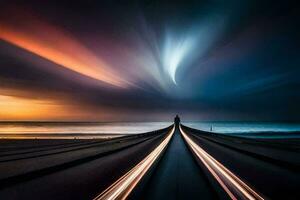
<box><xmin>0</xmin><ymin>1</ymin><xmax>299</xmax><ymax>121</ymax></box>
<box><xmin>162</xmin><ymin>34</ymin><xmax>196</xmax><ymax>85</ymax></box>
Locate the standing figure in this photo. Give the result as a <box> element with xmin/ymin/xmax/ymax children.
<box><xmin>174</xmin><ymin>115</ymin><xmax>180</xmax><ymax>128</ymax></box>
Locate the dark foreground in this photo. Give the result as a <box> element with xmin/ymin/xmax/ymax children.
<box><xmin>0</xmin><ymin>124</ymin><xmax>300</xmax><ymax>199</ymax></box>
<box><xmin>0</xmin><ymin>127</ymin><xmax>171</xmax><ymax>199</ymax></box>
<box><xmin>181</xmin><ymin>125</ymin><xmax>300</xmax><ymax>200</ymax></box>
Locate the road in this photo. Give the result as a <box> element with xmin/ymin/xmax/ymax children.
<box><xmin>131</xmin><ymin>125</ymin><xmax>221</xmax><ymax>200</ymax></box>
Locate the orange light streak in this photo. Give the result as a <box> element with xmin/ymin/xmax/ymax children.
<box><xmin>94</xmin><ymin>126</ymin><xmax>175</xmax><ymax>200</ymax></box>
<box><xmin>0</xmin><ymin>15</ymin><xmax>129</xmax><ymax>88</ymax></box>
<box><xmin>180</xmin><ymin>126</ymin><xmax>264</xmax><ymax>200</ymax></box>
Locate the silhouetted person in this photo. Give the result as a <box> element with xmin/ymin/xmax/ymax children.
<box><xmin>174</xmin><ymin>115</ymin><xmax>180</xmax><ymax>128</ymax></box>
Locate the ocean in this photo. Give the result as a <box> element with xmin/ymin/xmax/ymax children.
<box><xmin>0</xmin><ymin>122</ymin><xmax>171</xmax><ymax>139</ymax></box>
<box><xmin>184</xmin><ymin>122</ymin><xmax>300</xmax><ymax>138</ymax></box>
<box><xmin>0</xmin><ymin>121</ymin><xmax>299</xmax><ymax>139</ymax></box>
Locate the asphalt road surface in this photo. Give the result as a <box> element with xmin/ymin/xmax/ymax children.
<box><xmin>133</xmin><ymin>126</ymin><xmax>222</xmax><ymax>200</ymax></box>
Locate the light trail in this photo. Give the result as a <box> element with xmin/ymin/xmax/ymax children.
<box><xmin>180</xmin><ymin>126</ymin><xmax>264</xmax><ymax>200</ymax></box>
<box><xmin>0</xmin><ymin>14</ymin><xmax>129</xmax><ymax>88</ymax></box>
<box><xmin>162</xmin><ymin>35</ymin><xmax>195</xmax><ymax>85</ymax></box>
<box><xmin>94</xmin><ymin>126</ymin><xmax>175</xmax><ymax>200</ymax></box>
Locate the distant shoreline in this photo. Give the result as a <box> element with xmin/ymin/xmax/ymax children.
<box><xmin>0</xmin><ymin>133</ymin><xmax>125</xmax><ymax>139</ymax></box>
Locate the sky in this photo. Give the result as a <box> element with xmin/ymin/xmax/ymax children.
<box><xmin>0</xmin><ymin>0</ymin><xmax>299</xmax><ymax>121</ymax></box>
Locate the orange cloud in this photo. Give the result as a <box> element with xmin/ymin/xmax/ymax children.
<box><xmin>0</xmin><ymin>12</ymin><xmax>130</xmax><ymax>88</ymax></box>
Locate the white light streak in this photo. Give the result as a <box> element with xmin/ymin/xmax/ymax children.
<box><xmin>180</xmin><ymin>126</ymin><xmax>264</xmax><ymax>200</ymax></box>
<box><xmin>163</xmin><ymin>35</ymin><xmax>195</xmax><ymax>85</ymax></box>
<box><xmin>94</xmin><ymin>126</ymin><xmax>175</xmax><ymax>200</ymax></box>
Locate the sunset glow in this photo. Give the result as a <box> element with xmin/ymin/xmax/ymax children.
<box><xmin>0</xmin><ymin>95</ymin><xmax>66</xmax><ymax>120</ymax></box>
<box><xmin>0</xmin><ymin>94</ymin><xmax>110</xmax><ymax>121</ymax></box>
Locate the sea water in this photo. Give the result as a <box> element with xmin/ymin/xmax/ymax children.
<box><xmin>184</xmin><ymin>121</ymin><xmax>300</xmax><ymax>138</ymax></box>
<box><xmin>0</xmin><ymin>122</ymin><xmax>172</xmax><ymax>134</ymax></box>
<box><xmin>0</xmin><ymin>121</ymin><xmax>299</xmax><ymax>139</ymax></box>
